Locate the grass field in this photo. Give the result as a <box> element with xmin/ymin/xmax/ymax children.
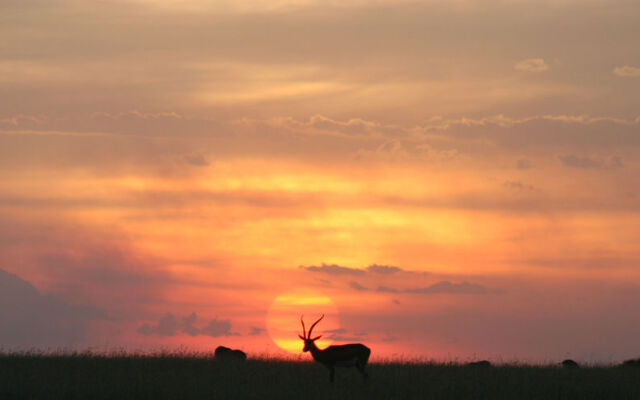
<box><xmin>1</xmin><ymin>352</ymin><xmax>639</xmax><ymax>400</ymax></box>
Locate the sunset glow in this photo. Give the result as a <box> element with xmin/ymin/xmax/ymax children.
<box><xmin>1</xmin><ymin>0</ymin><xmax>640</xmax><ymax>364</ymax></box>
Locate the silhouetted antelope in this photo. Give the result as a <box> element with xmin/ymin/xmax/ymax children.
<box><xmin>299</xmin><ymin>314</ymin><xmax>371</xmax><ymax>382</ymax></box>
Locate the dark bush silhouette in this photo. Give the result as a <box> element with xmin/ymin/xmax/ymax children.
<box><xmin>621</xmin><ymin>358</ymin><xmax>640</xmax><ymax>367</ymax></box>
<box><xmin>214</xmin><ymin>346</ymin><xmax>246</xmax><ymax>361</ymax></box>
<box><xmin>561</xmin><ymin>359</ymin><xmax>579</xmax><ymax>369</ymax></box>
<box><xmin>467</xmin><ymin>360</ymin><xmax>492</xmax><ymax>367</ymax></box>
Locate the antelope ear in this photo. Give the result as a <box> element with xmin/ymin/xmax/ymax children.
<box><xmin>311</xmin><ymin>335</ymin><xmax>322</xmax><ymax>341</ymax></box>
<box><xmin>298</xmin><ymin>334</ymin><xmax>305</xmax><ymax>340</ymax></box>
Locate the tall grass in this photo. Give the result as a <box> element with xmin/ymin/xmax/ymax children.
<box><xmin>1</xmin><ymin>350</ymin><xmax>639</xmax><ymax>399</ymax></box>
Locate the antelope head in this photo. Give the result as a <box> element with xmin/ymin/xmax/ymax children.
<box><xmin>298</xmin><ymin>314</ymin><xmax>324</xmax><ymax>352</ymax></box>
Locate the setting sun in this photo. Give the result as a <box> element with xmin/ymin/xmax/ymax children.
<box><xmin>266</xmin><ymin>293</ymin><xmax>340</xmax><ymax>354</ymax></box>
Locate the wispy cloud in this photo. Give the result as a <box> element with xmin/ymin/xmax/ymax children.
<box><xmin>558</xmin><ymin>154</ymin><xmax>624</xmax><ymax>169</ymax></box>
<box><xmin>405</xmin><ymin>281</ymin><xmax>499</xmax><ymax>294</ymax></box>
<box><xmin>249</xmin><ymin>326</ymin><xmax>266</xmax><ymax>336</ymax></box>
<box><xmin>182</xmin><ymin>153</ymin><xmax>210</xmax><ymax>167</ymax></box>
<box><xmin>349</xmin><ymin>281</ymin><xmax>369</xmax><ymax>291</ymax></box>
<box><xmin>613</xmin><ymin>65</ymin><xmax>640</xmax><ymax>77</ymax></box>
<box><xmin>515</xmin><ymin>58</ymin><xmax>549</xmax><ymax>72</ymax></box>
<box><xmin>503</xmin><ymin>181</ymin><xmax>536</xmax><ymax>191</ymax></box>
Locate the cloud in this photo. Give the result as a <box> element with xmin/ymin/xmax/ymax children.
<box><xmin>349</xmin><ymin>281</ymin><xmax>369</xmax><ymax>291</ymax></box>
<box><xmin>182</xmin><ymin>312</ymin><xmax>200</xmax><ymax>336</ymax></box>
<box><xmin>0</xmin><ymin>268</ymin><xmax>106</xmax><ymax>347</ymax></box>
<box><xmin>0</xmin><ymin>213</ymin><xmax>173</xmax><ymax>312</ymax></box>
<box><xmin>406</xmin><ymin>281</ymin><xmax>496</xmax><ymax>294</ymax></box>
<box><xmin>137</xmin><ymin>313</ymin><xmax>179</xmax><ymax>336</ymax></box>
<box><xmin>517</xmin><ymin>254</ymin><xmax>640</xmax><ymax>270</ymax></box>
<box><xmin>302</xmin><ymin>263</ymin><xmax>408</xmax><ymax>277</ymax></box>
<box><xmin>613</xmin><ymin>66</ymin><xmax>640</xmax><ymax>77</ymax></box>
<box><xmin>347</xmin><ymin>281</ymin><xmax>640</xmax><ymax>362</ymax></box>
<box><xmin>421</xmin><ymin>114</ymin><xmax>640</xmax><ymax>153</ymax></box>
<box><xmin>558</xmin><ymin>154</ymin><xmax>624</xmax><ymax>169</ymax></box>
<box><xmin>269</xmin><ymin>114</ymin><xmax>384</xmax><ymax>137</ymax></box>
<box><xmin>324</xmin><ymin>328</ymin><xmax>365</xmax><ymax>341</ymax></box>
<box><xmin>558</xmin><ymin>154</ymin><xmax>602</xmax><ymax>168</ymax></box>
<box><xmin>366</xmin><ymin>264</ymin><xmax>402</xmax><ymax>274</ymax></box>
<box><xmin>249</xmin><ymin>326</ymin><xmax>266</xmax><ymax>336</ymax></box>
<box><xmin>183</xmin><ymin>153</ymin><xmax>210</xmax><ymax>167</ymax></box>
<box><xmin>328</xmin><ymin>334</ymin><xmax>363</xmax><ymax>342</ymax></box>
<box><xmin>2</xmin><ymin>0</ymin><xmax>638</xmax><ymax>126</ymax></box>
<box><xmin>3</xmin><ymin>112</ymin><xmax>639</xmax><ymax>177</ymax></box>
<box><xmin>375</xmin><ymin>281</ymin><xmax>499</xmax><ymax>295</ymax></box>
<box><xmin>503</xmin><ymin>181</ymin><xmax>536</xmax><ymax>191</ymax></box>
<box><xmin>137</xmin><ymin>312</ymin><xmax>235</xmax><ymax>337</ymax></box>
<box><xmin>377</xmin><ymin>286</ymin><xmax>400</xmax><ymax>294</ymax></box>
<box><xmin>299</xmin><ymin>263</ymin><xmax>365</xmax><ymax>276</ymax></box>
<box><xmin>307</xmin><ymin>263</ymin><xmax>498</xmax><ymax>297</ymax></box>
<box><xmin>515</xmin><ymin>58</ymin><xmax>549</xmax><ymax>72</ymax></box>
<box><xmin>200</xmin><ymin>318</ymin><xmax>235</xmax><ymax>337</ymax></box>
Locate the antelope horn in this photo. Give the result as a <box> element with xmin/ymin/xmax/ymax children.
<box><xmin>307</xmin><ymin>314</ymin><xmax>324</xmax><ymax>338</ymax></box>
<box><xmin>300</xmin><ymin>315</ymin><xmax>306</xmax><ymax>338</ymax></box>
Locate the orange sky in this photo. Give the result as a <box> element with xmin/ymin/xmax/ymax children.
<box><xmin>1</xmin><ymin>0</ymin><xmax>640</xmax><ymax>363</ymax></box>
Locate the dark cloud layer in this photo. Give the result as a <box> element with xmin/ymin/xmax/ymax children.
<box><xmin>304</xmin><ymin>261</ymin><xmax>498</xmax><ymax>296</ymax></box>
<box><xmin>366</xmin><ymin>264</ymin><xmax>402</xmax><ymax>274</ymax></box>
<box><xmin>375</xmin><ymin>281</ymin><xmax>499</xmax><ymax>295</ymax></box>
<box><xmin>301</xmin><ymin>263</ymin><xmax>406</xmax><ymax>276</ymax></box>
<box><xmin>299</xmin><ymin>263</ymin><xmax>366</xmax><ymax>276</ymax></box>
<box><xmin>0</xmin><ymin>268</ymin><xmax>106</xmax><ymax>348</ymax></box>
<box><xmin>311</xmin><ymin>264</ymin><xmax>499</xmax><ymax>296</ymax></box>
<box><xmin>345</xmin><ymin>279</ymin><xmax>640</xmax><ymax>362</ymax></box>
<box><xmin>0</xmin><ymin>213</ymin><xmax>171</xmax><ymax>322</ymax></box>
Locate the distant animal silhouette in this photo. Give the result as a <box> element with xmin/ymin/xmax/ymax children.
<box><xmin>561</xmin><ymin>359</ymin><xmax>579</xmax><ymax>368</ymax></box>
<box><xmin>467</xmin><ymin>360</ymin><xmax>492</xmax><ymax>367</ymax></box>
<box><xmin>299</xmin><ymin>315</ymin><xmax>371</xmax><ymax>382</ymax></box>
<box><xmin>621</xmin><ymin>358</ymin><xmax>640</xmax><ymax>367</ymax></box>
<box><xmin>214</xmin><ymin>346</ymin><xmax>246</xmax><ymax>361</ymax></box>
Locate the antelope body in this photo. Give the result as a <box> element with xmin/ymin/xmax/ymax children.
<box><xmin>299</xmin><ymin>315</ymin><xmax>371</xmax><ymax>382</ymax></box>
